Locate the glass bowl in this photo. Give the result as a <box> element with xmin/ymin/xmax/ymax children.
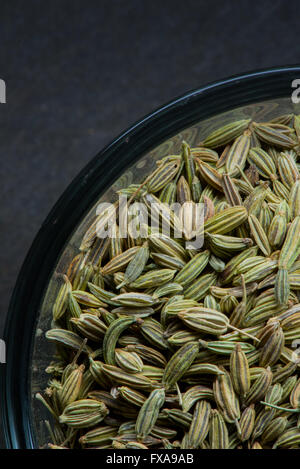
<box><xmin>2</xmin><ymin>66</ymin><xmax>300</xmax><ymax>448</ymax></box>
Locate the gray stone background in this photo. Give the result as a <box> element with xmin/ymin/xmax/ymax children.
<box><xmin>1</xmin><ymin>0</ymin><xmax>300</xmax><ymax>446</ymax></box>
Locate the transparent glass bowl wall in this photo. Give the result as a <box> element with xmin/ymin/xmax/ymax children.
<box><xmin>31</xmin><ymin>96</ymin><xmax>299</xmax><ymax>447</ymax></box>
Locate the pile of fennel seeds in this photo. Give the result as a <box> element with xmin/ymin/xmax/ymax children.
<box><xmin>37</xmin><ymin>115</ymin><xmax>300</xmax><ymax>449</ymax></box>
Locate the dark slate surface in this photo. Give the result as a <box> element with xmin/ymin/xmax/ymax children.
<box><xmin>1</xmin><ymin>0</ymin><xmax>300</xmax><ymax>447</ymax></box>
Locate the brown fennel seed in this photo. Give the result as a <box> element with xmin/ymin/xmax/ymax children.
<box><xmin>41</xmin><ymin>114</ymin><xmax>300</xmax><ymax>449</ymax></box>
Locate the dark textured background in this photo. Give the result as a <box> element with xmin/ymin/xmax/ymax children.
<box><xmin>1</xmin><ymin>0</ymin><xmax>300</xmax><ymax>446</ymax></box>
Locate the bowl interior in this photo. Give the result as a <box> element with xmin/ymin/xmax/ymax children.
<box><xmin>30</xmin><ymin>95</ymin><xmax>298</xmax><ymax>447</ymax></box>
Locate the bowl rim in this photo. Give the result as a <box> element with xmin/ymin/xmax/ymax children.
<box><xmin>2</xmin><ymin>65</ymin><xmax>300</xmax><ymax>448</ymax></box>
